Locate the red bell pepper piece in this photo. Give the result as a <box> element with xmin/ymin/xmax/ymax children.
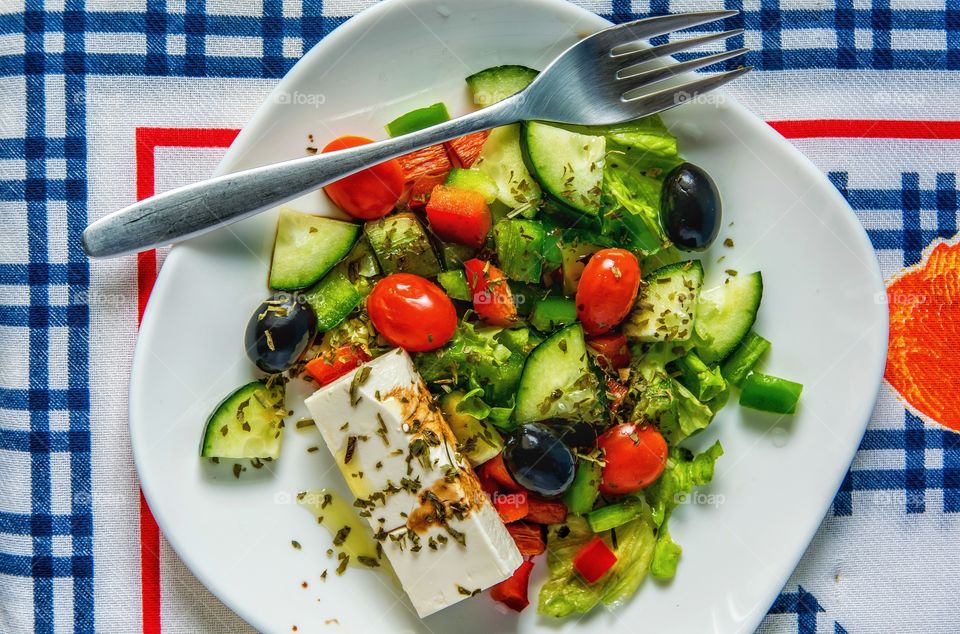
<box><xmin>505</xmin><ymin>522</ymin><xmax>545</xmax><ymax>557</ymax></box>
<box><xmin>493</xmin><ymin>491</ymin><xmax>528</xmax><ymax>523</ymax></box>
<box><xmin>408</xmin><ymin>173</ymin><xmax>447</xmax><ymax>209</ymax></box>
<box><xmin>573</xmin><ymin>536</ymin><xmax>618</xmax><ymax>584</ymax></box>
<box><xmin>304</xmin><ymin>346</ymin><xmax>371</xmax><ymax>386</ymax></box>
<box><xmin>478</xmin><ymin>453</ymin><xmax>521</xmax><ymax>492</ymax></box>
<box><xmin>445</xmin><ymin>131</ymin><xmax>490</xmax><ymax>168</ymax></box>
<box><xmin>425</xmin><ymin>185</ymin><xmax>492</xmax><ymax>249</ymax></box>
<box><xmin>397</xmin><ymin>144</ymin><xmax>452</xmax><ymax>181</ymax></box>
<box><xmin>525</xmin><ymin>496</ymin><xmax>568</xmax><ymax>525</ymax></box>
<box><xmin>587</xmin><ymin>333</ymin><xmax>631</xmax><ymax>369</ymax></box>
<box><xmin>490</xmin><ymin>560</ymin><xmax>535</xmax><ymax>612</ymax></box>
<box><xmin>463</xmin><ymin>259</ymin><xmax>518</xmax><ymax>327</ymax></box>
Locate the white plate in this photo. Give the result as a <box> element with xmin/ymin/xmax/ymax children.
<box><xmin>131</xmin><ymin>1</ymin><xmax>888</xmax><ymax>632</ymax></box>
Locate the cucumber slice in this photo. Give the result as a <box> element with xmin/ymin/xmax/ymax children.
<box><xmin>624</xmin><ymin>260</ymin><xmax>704</xmax><ymax>342</ymax></box>
<box><xmin>465</xmin><ymin>64</ymin><xmax>538</xmax><ymax>106</ymax></box>
<box><xmin>303</xmin><ymin>239</ymin><xmax>380</xmax><ymax>332</ymax></box>
<box><xmin>694</xmin><ymin>271</ymin><xmax>763</xmax><ymax>363</ymax></box>
<box><xmin>514</xmin><ymin>323</ymin><xmax>605</xmax><ymax>423</ymax></box>
<box><xmin>493</xmin><ymin>219</ymin><xmax>545</xmax><ymax>283</ymax></box>
<box><xmin>445</xmin><ymin>168</ymin><xmax>498</xmax><ymax>203</ymax></box>
<box><xmin>440</xmin><ymin>391</ymin><xmax>505</xmax><ymax>466</ymax></box>
<box><xmin>473</xmin><ymin>124</ymin><xmax>542</xmax><ymax>213</ymax></box>
<box><xmin>385</xmin><ymin>102</ymin><xmax>450</xmax><ymax>137</ymax></box>
<box><xmin>269</xmin><ymin>208</ymin><xmax>360</xmax><ymax>290</ymax></box>
<box><xmin>521</xmin><ymin>122</ymin><xmax>605</xmax><ymax>218</ymax></box>
<box><xmin>200</xmin><ymin>381</ymin><xmax>286</xmax><ymax>459</ymax></box>
<box><xmin>364</xmin><ymin>212</ymin><xmax>441</xmax><ymax>277</ymax></box>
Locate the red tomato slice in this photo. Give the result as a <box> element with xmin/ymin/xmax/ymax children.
<box><xmin>573</xmin><ymin>536</ymin><xmax>617</xmax><ymax>584</ymax></box>
<box><xmin>408</xmin><ymin>173</ymin><xmax>447</xmax><ymax>209</ymax></box>
<box><xmin>587</xmin><ymin>333</ymin><xmax>631</xmax><ymax>369</ymax></box>
<box><xmin>425</xmin><ymin>185</ymin><xmax>492</xmax><ymax>248</ymax></box>
<box><xmin>303</xmin><ymin>345</ymin><xmax>370</xmax><ymax>386</ymax></box>
<box><xmin>597</xmin><ymin>423</ymin><xmax>668</xmax><ymax>495</ymax></box>
<box><xmin>397</xmin><ymin>144</ymin><xmax>452</xmax><ymax>181</ymax></box>
<box><xmin>576</xmin><ymin>248</ymin><xmax>641</xmax><ymax>335</ymax></box>
<box><xmin>505</xmin><ymin>522</ymin><xmax>545</xmax><ymax>557</ymax></box>
<box><xmin>525</xmin><ymin>497</ymin><xmax>568</xmax><ymax>525</ymax></box>
<box><xmin>445</xmin><ymin>131</ymin><xmax>490</xmax><ymax>168</ymax></box>
<box><xmin>366</xmin><ymin>273</ymin><xmax>457</xmax><ymax>352</ymax></box>
<box><xmin>490</xmin><ymin>560</ymin><xmax>535</xmax><ymax>612</ymax></box>
<box><xmin>321</xmin><ymin>136</ymin><xmax>404</xmax><ymax>220</ymax></box>
<box><xmin>478</xmin><ymin>453</ymin><xmax>521</xmax><ymax>491</ymax></box>
<box><xmin>493</xmin><ymin>491</ymin><xmax>528</xmax><ymax>523</ymax></box>
<box><xmin>463</xmin><ymin>259</ymin><xmax>518</xmax><ymax>327</ymax></box>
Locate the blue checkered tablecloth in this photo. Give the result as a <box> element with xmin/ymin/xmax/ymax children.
<box><xmin>1</xmin><ymin>1</ymin><xmax>959</xmax><ymax>632</ymax></box>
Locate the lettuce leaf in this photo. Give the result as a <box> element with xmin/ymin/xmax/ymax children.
<box><xmin>646</xmin><ymin>441</ymin><xmax>724</xmax><ymax>578</ymax></box>
<box><xmin>633</xmin><ymin>372</ymin><xmax>714</xmax><ymax>446</ymax></box>
<box><xmin>414</xmin><ymin>319</ymin><xmax>529</xmax><ymax>417</ymax></box>
<box><xmin>538</xmin><ymin>515</ymin><xmax>657</xmax><ymax>617</ymax></box>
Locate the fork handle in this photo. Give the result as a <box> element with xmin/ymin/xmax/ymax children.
<box><xmin>82</xmin><ymin>97</ymin><xmax>521</xmax><ymax>258</ymax></box>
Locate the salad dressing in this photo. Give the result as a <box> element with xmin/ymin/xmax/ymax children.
<box><xmin>297</xmin><ymin>489</ymin><xmax>383</xmax><ymax>570</ymax></box>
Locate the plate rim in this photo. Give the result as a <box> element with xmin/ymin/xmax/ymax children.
<box><xmin>130</xmin><ymin>0</ymin><xmax>889</xmax><ymax>631</ymax></box>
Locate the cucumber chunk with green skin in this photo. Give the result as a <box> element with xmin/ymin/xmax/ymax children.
<box><xmin>739</xmin><ymin>372</ymin><xmax>802</xmax><ymax>414</ymax></box>
<box><xmin>694</xmin><ymin>271</ymin><xmax>763</xmax><ymax>363</ymax></box>
<box><xmin>436</xmin><ymin>269</ymin><xmax>471</xmax><ymax>301</ymax></box>
<box><xmin>587</xmin><ymin>497</ymin><xmax>651</xmax><ymax>533</ymax></box>
<box><xmin>521</xmin><ymin>122</ymin><xmax>605</xmax><ymax>218</ymax></box>
<box><xmin>385</xmin><ymin>102</ymin><xmax>449</xmax><ymax>137</ymax></box>
<box><xmin>529</xmin><ymin>296</ymin><xmax>577</xmax><ymax>333</ymax></box>
<box><xmin>465</xmin><ymin>64</ymin><xmax>538</xmax><ymax>106</ymax></box>
<box><xmin>439</xmin><ymin>391</ymin><xmax>504</xmax><ymax>466</ymax></box>
<box><xmin>623</xmin><ymin>260</ymin><xmax>704</xmax><ymax>342</ymax></box>
<box><xmin>364</xmin><ymin>212</ymin><xmax>441</xmax><ymax>277</ymax></box>
<box><xmin>303</xmin><ymin>239</ymin><xmax>379</xmax><ymax>332</ymax></box>
<box><xmin>493</xmin><ymin>219</ymin><xmax>545</xmax><ymax>283</ymax></box>
<box><xmin>440</xmin><ymin>242</ymin><xmax>476</xmax><ymax>269</ymax></box>
<box><xmin>514</xmin><ymin>323</ymin><xmax>605</xmax><ymax>423</ymax></box>
<box><xmin>200</xmin><ymin>381</ymin><xmax>286</xmax><ymax>459</ymax></box>
<box><xmin>445</xmin><ymin>168</ymin><xmax>498</xmax><ymax>204</ymax></box>
<box><xmin>565</xmin><ymin>460</ymin><xmax>602</xmax><ymax>515</ymax></box>
<box><xmin>721</xmin><ymin>332</ymin><xmax>771</xmax><ymax>387</ymax></box>
<box><xmin>473</xmin><ymin>124</ymin><xmax>542</xmax><ymax>213</ymax></box>
<box><xmin>269</xmin><ymin>208</ymin><xmax>360</xmax><ymax>290</ymax></box>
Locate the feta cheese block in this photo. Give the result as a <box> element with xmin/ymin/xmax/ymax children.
<box><xmin>304</xmin><ymin>348</ymin><xmax>523</xmax><ymax>617</ymax></box>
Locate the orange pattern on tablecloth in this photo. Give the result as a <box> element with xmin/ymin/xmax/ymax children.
<box><xmin>885</xmin><ymin>240</ymin><xmax>960</xmax><ymax>431</ymax></box>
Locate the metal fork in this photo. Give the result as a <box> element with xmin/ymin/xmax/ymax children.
<box><xmin>82</xmin><ymin>11</ymin><xmax>750</xmax><ymax>258</ymax></box>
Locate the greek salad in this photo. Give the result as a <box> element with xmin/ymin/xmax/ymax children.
<box><xmin>200</xmin><ymin>65</ymin><xmax>803</xmax><ymax>619</ymax></box>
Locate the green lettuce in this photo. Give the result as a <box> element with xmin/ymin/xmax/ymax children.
<box><xmin>414</xmin><ymin>320</ymin><xmax>534</xmax><ymax>427</ymax></box>
<box><xmin>538</xmin><ymin>515</ymin><xmax>657</xmax><ymax>617</ymax></box>
<box><xmin>632</xmin><ymin>372</ymin><xmax>714</xmax><ymax>446</ymax></box>
<box><xmin>646</xmin><ymin>441</ymin><xmax>724</xmax><ymax>578</ymax></box>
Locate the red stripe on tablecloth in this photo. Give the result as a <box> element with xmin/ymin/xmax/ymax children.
<box><xmin>124</xmin><ymin>119</ymin><xmax>956</xmax><ymax>632</ymax></box>
<box><xmin>769</xmin><ymin>119</ymin><xmax>960</xmax><ymax>139</ymax></box>
<box><xmin>134</xmin><ymin>127</ymin><xmax>240</xmax><ymax>634</ymax></box>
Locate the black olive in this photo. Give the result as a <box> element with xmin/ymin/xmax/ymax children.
<box><xmin>548</xmin><ymin>420</ymin><xmax>599</xmax><ymax>449</ymax></box>
<box><xmin>503</xmin><ymin>423</ymin><xmax>576</xmax><ymax>497</ymax></box>
<box><xmin>244</xmin><ymin>292</ymin><xmax>316</xmax><ymax>373</ymax></box>
<box><xmin>660</xmin><ymin>162</ymin><xmax>721</xmax><ymax>251</ymax></box>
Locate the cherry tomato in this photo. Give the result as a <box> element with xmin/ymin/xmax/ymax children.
<box><xmin>587</xmin><ymin>333</ymin><xmax>631</xmax><ymax>369</ymax></box>
<box><xmin>322</xmin><ymin>136</ymin><xmax>404</xmax><ymax>220</ymax></box>
<box><xmin>597</xmin><ymin>423</ymin><xmax>667</xmax><ymax>495</ymax></box>
<box><xmin>367</xmin><ymin>273</ymin><xmax>456</xmax><ymax>352</ymax></box>
<box><xmin>575</xmin><ymin>248</ymin><xmax>641</xmax><ymax>336</ymax></box>
<box><xmin>463</xmin><ymin>259</ymin><xmax>518</xmax><ymax>327</ymax></box>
